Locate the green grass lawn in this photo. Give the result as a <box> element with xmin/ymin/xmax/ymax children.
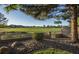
<box><xmin>32</xmin><ymin>48</ymin><xmax>72</xmax><ymax>54</ymax></box>
<box><xmin>1</xmin><ymin>27</ymin><xmax>61</xmax><ymax>33</ymax></box>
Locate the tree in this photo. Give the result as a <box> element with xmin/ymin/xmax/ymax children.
<box><xmin>4</xmin><ymin>4</ymin><xmax>79</xmax><ymax>42</ymax></box>
<box><xmin>54</xmin><ymin>20</ymin><xmax>62</xmax><ymax>27</ymax></box>
<box><xmin>70</xmin><ymin>5</ymin><xmax>78</xmax><ymax>42</ymax></box>
<box><xmin>0</xmin><ymin>13</ymin><xmax>8</xmax><ymax>28</ymax></box>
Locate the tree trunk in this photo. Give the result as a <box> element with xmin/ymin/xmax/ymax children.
<box><xmin>70</xmin><ymin>5</ymin><xmax>78</xmax><ymax>42</ymax></box>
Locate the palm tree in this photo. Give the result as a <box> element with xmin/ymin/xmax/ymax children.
<box><xmin>4</xmin><ymin>4</ymin><xmax>79</xmax><ymax>42</ymax></box>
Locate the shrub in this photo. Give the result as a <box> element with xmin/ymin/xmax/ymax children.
<box><xmin>32</xmin><ymin>33</ymin><xmax>44</xmax><ymax>41</ymax></box>
<box><xmin>0</xmin><ymin>46</ymin><xmax>10</xmax><ymax>54</ymax></box>
<box><xmin>26</xmin><ymin>40</ymin><xmax>45</xmax><ymax>52</ymax></box>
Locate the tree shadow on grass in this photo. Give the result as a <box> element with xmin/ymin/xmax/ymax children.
<box><xmin>43</xmin><ymin>39</ymin><xmax>79</xmax><ymax>54</ymax></box>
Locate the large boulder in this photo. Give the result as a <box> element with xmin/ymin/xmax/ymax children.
<box><xmin>11</xmin><ymin>41</ymin><xmax>26</xmax><ymax>53</ymax></box>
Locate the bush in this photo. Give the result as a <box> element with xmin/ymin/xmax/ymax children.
<box><xmin>26</xmin><ymin>40</ymin><xmax>45</xmax><ymax>52</ymax></box>
<box><xmin>32</xmin><ymin>33</ymin><xmax>44</xmax><ymax>41</ymax></box>
<box><xmin>0</xmin><ymin>46</ymin><xmax>10</xmax><ymax>54</ymax></box>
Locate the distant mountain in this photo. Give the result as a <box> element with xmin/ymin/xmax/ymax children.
<box><xmin>9</xmin><ymin>24</ymin><xmax>25</xmax><ymax>28</ymax></box>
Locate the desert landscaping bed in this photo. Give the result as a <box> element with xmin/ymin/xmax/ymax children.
<box><xmin>0</xmin><ymin>38</ymin><xmax>79</xmax><ymax>54</ymax></box>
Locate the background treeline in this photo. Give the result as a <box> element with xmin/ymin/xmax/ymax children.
<box><xmin>0</xmin><ymin>24</ymin><xmax>68</xmax><ymax>28</ymax></box>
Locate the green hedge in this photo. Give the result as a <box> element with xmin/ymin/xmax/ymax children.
<box><xmin>32</xmin><ymin>33</ymin><xmax>44</xmax><ymax>41</ymax></box>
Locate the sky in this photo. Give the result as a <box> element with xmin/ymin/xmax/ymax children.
<box><xmin>0</xmin><ymin>5</ymin><xmax>69</xmax><ymax>26</ymax></box>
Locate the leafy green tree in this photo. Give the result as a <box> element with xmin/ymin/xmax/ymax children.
<box><xmin>0</xmin><ymin>13</ymin><xmax>8</xmax><ymax>28</ymax></box>
<box><xmin>54</xmin><ymin>20</ymin><xmax>62</xmax><ymax>27</ymax></box>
